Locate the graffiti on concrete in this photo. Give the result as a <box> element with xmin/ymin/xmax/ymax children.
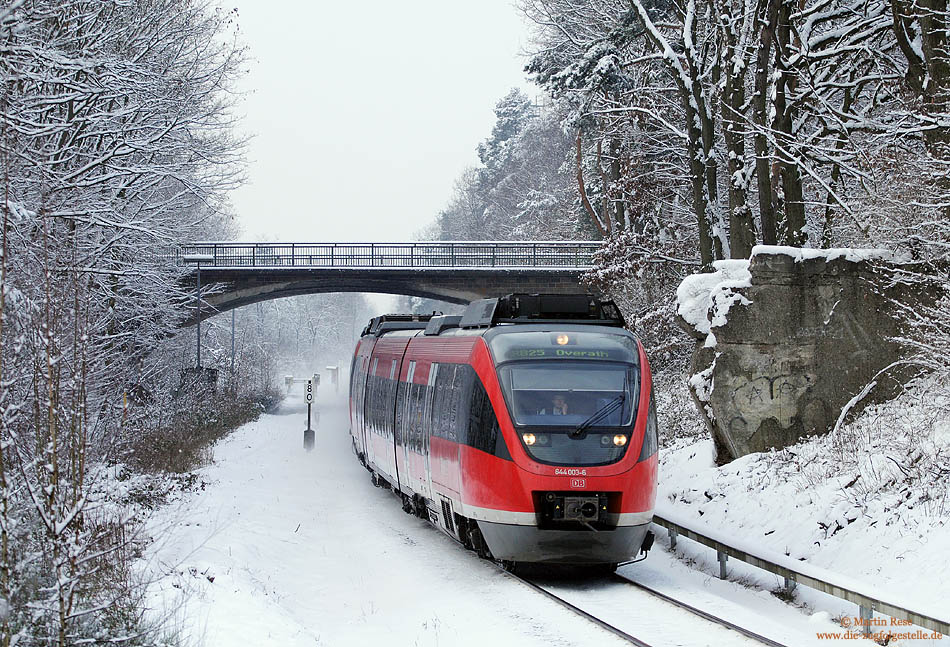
<box><xmin>726</xmin><ymin>373</ymin><xmax>813</xmax><ymax>434</ymax></box>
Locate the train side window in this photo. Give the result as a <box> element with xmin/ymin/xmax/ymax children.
<box><xmin>638</xmin><ymin>392</ymin><xmax>658</xmax><ymax>462</ymax></box>
<box><xmin>448</xmin><ymin>365</ymin><xmax>466</xmax><ymax>442</ymax></box>
<box><xmin>364</xmin><ymin>371</ymin><xmax>374</xmax><ymax>433</ymax></box>
<box><xmin>360</xmin><ymin>357</ymin><xmax>368</xmax><ymax>430</ymax></box>
<box><xmin>409</xmin><ymin>382</ymin><xmax>418</xmax><ymax>451</ymax></box>
<box><xmin>439</xmin><ymin>364</ymin><xmax>457</xmax><ymax>440</ymax></box>
<box><xmin>367</xmin><ymin>357</ymin><xmax>379</xmax><ymax>434</ymax></box>
<box><xmin>468</xmin><ymin>372</ymin><xmax>509</xmax><ymax>460</ymax></box>
<box><xmin>451</xmin><ymin>365</ymin><xmax>472</xmax><ymax>444</ymax></box>
<box><xmin>410</xmin><ymin>364</ymin><xmax>425</xmax><ymax>452</ymax></box>
<box><xmin>376</xmin><ymin>362</ymin><xmax>384</xmax><ymax>438</ymax></box>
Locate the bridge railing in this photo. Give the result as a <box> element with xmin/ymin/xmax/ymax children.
<box><xmin>178</xmin><ymin>241</ymin><xmax>601</xmax><ymax>269</ymax></box>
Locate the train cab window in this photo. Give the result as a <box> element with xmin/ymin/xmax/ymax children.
<box><xmin>497</xmin><ymin>361</ymin><xmax>640</xmax><ymax>466</ymax></box>
<box><xmin>499</xmin><ymin>362</ymin><xmax>639</xmax><ymax>428</ymax></box>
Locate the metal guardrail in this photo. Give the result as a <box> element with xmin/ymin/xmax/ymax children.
<box><xmin>177</xmin><ymin>241</ymin><xmax>600</xmax><ymax>269</ymax></box>
<box><xmin>652</xmin><ymin>512</ymin><xmax>949</xmax><ymax>637</ymax></box>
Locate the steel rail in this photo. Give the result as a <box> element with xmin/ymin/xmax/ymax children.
<box><xmin>611</xmin><ymin>573</ymin><xmax>789</xmax><ymax>647</ymax></box>
<box><xmin>651</xmin><ymin>513</ymin><xmax>950</xmax><ymax>637</ymax></box>
<box><xmin>497</xmin><ymin>566</ymin><xmax>653</xmax><ymax>647</ymax></box>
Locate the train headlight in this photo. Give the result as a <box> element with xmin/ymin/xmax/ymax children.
<box><xmin>555</xmin><ymin>334</ymin><xmax>570</xmax><ymax>345</ymax></box>
<box><xmin>600</xmin><ymin>435</ymin><xmax>611</xmax><ymax>446</ymax></box>
<box><xmin>523</xmin><ymin>433</ymin><xmax>537</xmax><ymax>446</ymax></box>
<box><xmin>613</xmin><ymin>434</ymin><xmax>628</xmax><ymax>447</ymax></box>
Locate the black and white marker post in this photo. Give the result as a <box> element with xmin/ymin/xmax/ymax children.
<box><xmin>303</xmin><ymin>379</ymin><xmax>315</xmax><ymax>451</ymax></box>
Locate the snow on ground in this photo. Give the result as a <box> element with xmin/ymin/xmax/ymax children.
<box><xmin>141</xmin><ymin>386</ymin><xmax>946</xmax><ymax>646</ymax></box>
<box><xmin>657</xmin><ymin>377</ymin><xmax>950</xmax><ymax>646</ymax></box>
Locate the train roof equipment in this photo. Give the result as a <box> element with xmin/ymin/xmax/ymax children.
<box><xmin>360</xmin><ymin>294</ymin><xmax>627</xmax><ymax>340</ymax></box>
<box><xmin>458</xmin><ymin>294</ymin><xmax>626</xmax><ymax>329</ymax></box>
<box><xmin>424</xmin><ymin>315</ymin><xmax>463</xmax><ymax>336</ymax></box>
<box><xmin>361</xmin><ymin>313</ymin><xmax>435</xmax><ymax>338</ymax></box>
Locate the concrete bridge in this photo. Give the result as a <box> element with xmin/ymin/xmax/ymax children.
<box><xmin>179</xmin><ymin>241</ymin><xmax>600</xmax><ymax>325</ymax></box>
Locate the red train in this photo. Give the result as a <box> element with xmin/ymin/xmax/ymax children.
<box><xmin>348</xmin><ymin>294</ymin><xmax>657</xmax><ymax>569</ymax></box>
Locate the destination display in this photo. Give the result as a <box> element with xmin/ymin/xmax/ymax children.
<box><xmin>489</xmin><ymin>330</ymin><xmax>639</xmax><ymax>365</ymax></box>
<box><xmin>507</xmin><ymin>348</ymin><xmax>611</xmax><ymax>360</ymax></box>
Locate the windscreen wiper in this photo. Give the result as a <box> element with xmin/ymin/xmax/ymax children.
<box><xmin>571</xmin><ymin>393</ymin><xmax>625</xmax><ymax>437</ymax></box>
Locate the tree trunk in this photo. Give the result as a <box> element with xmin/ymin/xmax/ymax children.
<box><xmin>609</xmin><ymin>137</ymin><xmax>625</xmax><ymax>231</ymax></box>
<box><xmin>722</xmin><ymin>4</ymin><xmax>756</xmax><ymax>258</ymax></box>
<box><xmin>754</xmin><ymin>0</ymin><xmax>780</xmax><ymax>245</ymax></box>
<box><xmin>576</xmin><ymin>130</ymin><xmax>608</xmax><ymax>237</ymax></box>
<box><xmin>686</xmin><ymin>106</ymin><xmax>716</xmax><ymax>267</ymax></box>
<box><xmin>772</xmin><ymin>0</ymin><xmax>807</xmax><ymax>246</ymax></box>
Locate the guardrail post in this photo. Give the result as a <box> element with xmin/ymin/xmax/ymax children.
<box><xmin>329</xmin><ymin>244</ymin><xmax>334</xmax><ymax>267</ymax></box>
<box><xmin>668</xmin><ymin>527</ymin><xmax>677</xmax><ymax>550</ymax></box>
<box><xmin>491</xmin><ymin>245</ymin><xmax>496</xmax><ymax>267</ymax></box>
<box><xmin>859</xmin><ymin>605</ymin><xmax>873</xmax><ymax>636</ymax></box>
<box><xmin>371</xmin><ymin>243</ymin><xmax>375</xmax><ymax>266</ymax></box>
<box><xmin>410</xmin><ymin>244</ymin><xmax>415</xmax><ymax>267</ymax></box>
<box><xmin>451</xmin><ymin>244</ymin><xmax>455</xmax><ymax>266</ymax></box>
<box><xmin>718</xmin><ymin>551</ymin><xmax>728</xmax><ymax>579</ymax></box>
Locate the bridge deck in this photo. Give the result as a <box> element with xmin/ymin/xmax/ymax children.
<box><xmin>179</xmin><ymin>241</ymin><xmax>600</xmax><ymax>269</ymax></box>
<box><xmin>177</xmin><ymin>241</ymin><xmax>602</xmax><ymax>324</ymax></box>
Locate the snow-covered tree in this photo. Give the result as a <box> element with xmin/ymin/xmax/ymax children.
<box><xmin>0</xmin><ymin>0</ymin><xmax>246</xmax><ymax>642</ymax></box>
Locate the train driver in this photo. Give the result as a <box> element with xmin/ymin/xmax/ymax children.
<box><xmin>538</xmin><ymin>393</ymin><xmax>569</xmax><ymax>416</ymax></box>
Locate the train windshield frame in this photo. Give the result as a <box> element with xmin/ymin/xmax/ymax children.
<box><xmin>488</xmin><ymin>329</ymin><xmax>643</xmax><ymax>467</ymax></box>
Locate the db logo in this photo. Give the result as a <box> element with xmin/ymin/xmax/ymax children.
<box><xmin>570</xmin><ymin>478</ymin><xmax>586</xmax><ymax>489</ymax></box>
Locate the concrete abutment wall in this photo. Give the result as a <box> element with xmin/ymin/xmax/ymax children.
<box><xmin>677</xmin><ymin>247</ymin><xmax>938</xmax><ymax>463</ymax></box>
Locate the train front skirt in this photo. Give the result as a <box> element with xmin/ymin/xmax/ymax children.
<box><xmin>477</xmin><ymin>520</ymin><xmax>652</xmax><ymax>564</ymax></box>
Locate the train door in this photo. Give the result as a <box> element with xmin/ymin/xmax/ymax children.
<box><xmin>446</xmin><ymin>366</ymin><xmax>464</xmax><ymax>495</ymax></box>
<box><xmin>356</xmin><ymin>355</ymin><xmax>370</xmax><ymax>461</ymax></box>
<box><xmin>364</xmin><ymin>356</ymin><xmax>378</xmax><ymax>468</ymax></box>
<box><xmin>399</xmin><ymin>360</ymin><xmax>415</xmax><ymax>494</ymax></box>
<box><xmin>387</xmin><ymin>358</ymin><xmax>398</xmax><ymax>484</ymax></box>
<box><xmin>423</xmin><ymin>363</ymin><xmax>438</xmax><ymax>498</ymax></box>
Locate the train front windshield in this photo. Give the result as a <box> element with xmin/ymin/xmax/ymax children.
<box><xmin>500</xmin><ymin>363</ymin><xmax>637</xmax><ymax>427</ymax></box>
<box><xmin>490</xmin><ymin>330</ymin><xmax>642</xmax><ymax>466</ymax></box>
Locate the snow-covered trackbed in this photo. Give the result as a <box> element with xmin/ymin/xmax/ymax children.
<box><xmin>143</xmin><ymin>392</ymin><xmax>887</xmax><ymax>646</ymax></box>
<box><xmin>502</xmin><ymin>567</ymin><xmax>790</xmax><ymax>647</ymax></box>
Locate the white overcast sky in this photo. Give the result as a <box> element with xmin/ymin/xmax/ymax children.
<box><xmin>229</xmin><ymin>0</ymin><xmax>537</xmax><ymax>243</ymax></box>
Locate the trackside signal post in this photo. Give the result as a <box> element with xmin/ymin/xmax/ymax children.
<box><xmin>304</xmin><ymin>379</ymin><xmax>315</xmax><ymax>450</ymax></box>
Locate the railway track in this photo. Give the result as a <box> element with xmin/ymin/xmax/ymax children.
<box><xmin>497</xmin><ymin>566</ymin><xmax>653</xmax><ymax>646</ymax></box>
<box><xmin>611</xmin><ymin>573</ymin><xmax>788</xmax><ymax>647</ymax></box>
<box><xmin>497</xmin><ymin>564</ymin><xmax>789</xmax><ymax>647</ymax></box>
